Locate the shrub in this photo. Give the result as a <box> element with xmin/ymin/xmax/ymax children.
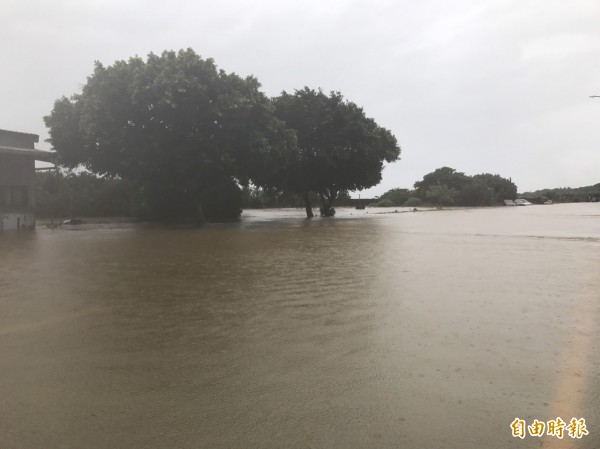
<box><xmin>373</xmin><ymin>199</ymin><xmax>395</xmax><ymax>207</ymax></box>
<box><xmin>405</xmin><ymin>197</ymin><xmax>422</xmax><ymax>207</ymax></box>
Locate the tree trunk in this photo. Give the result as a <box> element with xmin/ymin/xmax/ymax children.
<box><xmin>196</xmin><ymin>203</ymin><xmax>206</xmax><ymax>225</ymax></box>
<box><xmin>319</xmin><ymin>189</ymin><xmax>337</xmax><ymax>217</ymax></box>
<box><xmin>303</xmin><ymin>192</ymin><xmax>314</xmax><ymax>218</ymax></box>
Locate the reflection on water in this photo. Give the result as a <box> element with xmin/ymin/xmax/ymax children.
<box><xmin>1</xmin><ymin>204</ymin><xmax>599</xmax><ymax>448</ymax></box>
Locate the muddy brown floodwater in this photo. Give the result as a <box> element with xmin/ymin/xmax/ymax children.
<box><xmin>1</xmin><ymin>204</ymin><xmax>599</xmax><ymax>449</ymax></box>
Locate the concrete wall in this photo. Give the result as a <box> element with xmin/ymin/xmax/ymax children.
<box><xmin>0</xmin><ymin>212</ymin><xmax>35</xmax><ymax>231</ymax></box>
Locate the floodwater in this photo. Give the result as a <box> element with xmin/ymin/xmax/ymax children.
<box><xmin>1</xmin><ymin>204</ymin><xmax>598</xmax><ymax>449</ymax></box>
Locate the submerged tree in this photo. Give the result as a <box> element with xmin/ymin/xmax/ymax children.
<box><xmin>270</xmin><ymin>88</ymin><xmax>401</xmax><ymax>217</ymax></box>
<box><xmin>44</xmin><ymin>49</ymin><xmax>295</xmax><ymax>222</ymax></box>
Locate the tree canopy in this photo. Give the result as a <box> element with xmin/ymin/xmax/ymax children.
<box><xmin>270</xmin><ymin>88</ymin><xmax>401</xmax><ymax>217</ymax></box>
<box><xmin>413</xmin><ymin>167</ymin><xmax>516</xmax><ymax>206</ymax></box>
<box><xmin>377</xmin><ymin>167</ymin><xmax>517</xmax><ymax>208</ymax></box>
<box><xmin>414</xmin><ymin>167</ymin><xmax>469</xmax><ymax>198</ymax></box>
<box><xmin>426</xmin><ymin>185</ymin><xmax>457</xmax><ymax>208</ymax></box>
<box><xmin>44</xmin><ymin>49</ymin><xmax>295</xmax><ymax>221</ymax></box>
<box><xmin>45</xmin><ymin>51</ymin><xmax>402</xmax><ymax>221</ymax></box>
<box><xmin>377</xmin><ymin>188</ymin><xmax>411</xmax><ymax>206</ymax></box>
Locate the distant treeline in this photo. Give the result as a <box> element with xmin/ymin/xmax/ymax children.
<box><xmin>373</xmin><ymin>167</ymin><xmax>517</xmax><ymax>207</ymax></box>
<box><xmin>520</xmin><ymin>184</ymin><xmax>600</xmax><ymax>204</ymax></box>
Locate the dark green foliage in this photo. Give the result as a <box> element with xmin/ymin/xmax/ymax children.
<box><xmin>426</xmin><ymin>185</ymin><xmax>457</xmax><ymax>207</ymax></box>
<box><xmin>414</xmin><ymin>167</ymin><xmax>470</xmax><ymax>198</ymax></box>
<box><xmin>45</xmin><ymin>52</ymin><xmax>402</xmax><ymax>221</ymax></box>
<box><xmin>240</xmin><ymin>186</ymin><xmax>347</xmax><ymax>209</ymax></box>
<box><xmin>411</xmin><ymin>167</ymin><xmax>517</xmax><ymax>206</ymax></box>
<box><xmin>270</xmin><ymin>88</ymin><xmax>400</xmax><ymax>217</ymax></box>
<box><xmin>44</xmin><ymin>49</ymin><xmax>295</xmax><ymax>222</ymax></box>
<box><xmin>461</xmin><ymin>173</ymin><xmax>517</xmax><ymax>206</ymax></box>
<box><xmin>241</xmin><ymin>186</ymin><xmax>269</xmax><ymax>209</ymax></box>
<box><xmin>521</xmin><ymin>183</ymin><xmax>600</xmax><ymax>203</ymax></box>
<box><xmin>35</xmin><ymin>171</ymin><xmax>136</xmax><ymax>218</ymax></box>
<box><xmin>372</xmin><ymin>198</ymin><xmax>395</xmax><ymax>207</ymax></box>
<box><xmin>201</xmin><ymin>179</ymin><xmax>243</xmax><ymax>222</ymax></box>
<box><xmin>378</xmin><ymin>188</ymin><xmax>411</xmax><ymax>206</ymax></box>
<box><xmin>335</xmin><ymin>190</ymin><xmax>352</xmax><ymax>206</ymax></box>
<box><xmin>404</xmin><ymin>197</ymin><xmax>422</xmax><ymax>207</ymax></box>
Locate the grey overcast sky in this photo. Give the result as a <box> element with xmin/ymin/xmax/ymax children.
<box><xmin>1</xmin><ymin>0</ymin><xmax>599</xmax><ymax>195</ymax></box>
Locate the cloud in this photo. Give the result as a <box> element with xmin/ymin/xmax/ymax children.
<box><xmin>1</xmin><ymin>0</ymin><xmax>599</xmax><ymax>193</ymax></box>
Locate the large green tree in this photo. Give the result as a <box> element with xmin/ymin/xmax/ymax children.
<box><xmin>426</xmin><ymin>185</ymin><xmax>457</xmax><ymax>208</ymax></box>
<box><xmin>270</xmin><ymin>88</ymin><xmax>400</xmax><ymax>217</ymax></box>
<box><xmin>414</xmin><ymin>167</ymin><xmax>469</xmax><ymax>199</ymax></box>
<box><xmin>44</xmin><ymin>49</ymin><xmax>295</xmax><ymax>221</ymax></box>
<box><xmin>378</xmin><ymin>188</ymin><xmax>412</xmax><ymax>206</ymax></box>
<box><xmin>459</xmin><ymin>173</ymin><xmax>517</xmax><ymax>206</ymax></box>
<box><xmin>414</xmin><ymin>167</ymin><xmax>517</xmax><ymax>206</ymax></box>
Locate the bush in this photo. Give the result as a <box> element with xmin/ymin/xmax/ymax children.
<box><xmin>405</xmin><ymin>197</ymin><xmax>422</xmax><ymax>207</ymax></box>
<box><xmin>372</xmin><ymin>199</ymin><xmax>395</xmax><ymax>207</ymax></box>
<box><xmin>378</xmin><ymin>188</ymin><xmax>410</xmax><ymax>206</ymax></box>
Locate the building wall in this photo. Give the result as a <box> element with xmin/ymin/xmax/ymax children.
<box><xmin>0</xmin><ymin>153</ymin><xmax>37</xmax><ymax>231</ymax></box>
<box><xmin>0</xmin><ymin>154</ymin><xmax>36</xmax><ymax>190</ymax></box>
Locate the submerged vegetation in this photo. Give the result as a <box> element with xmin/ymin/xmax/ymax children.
<box><xmin>35</xmin><ymin>171</ymin><xmax>136</xmax><ymax>219</ymax></box>
<box><xmin>35</xmin><ymin>167</ymin><xmax>596</xmax><ymax>219</ymax></box>
<box><xmin>34</xmin><ymin>170</ymin><xmax>355</xmax><ymax>219</ymax></box>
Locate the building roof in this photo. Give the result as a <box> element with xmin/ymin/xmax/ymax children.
<box><xmin>0</xmin><ymin>128</ymin><xmax>40</xmax><ymax>141</ymax></box>
<box><xmin>0</xmin><ymin>145</ymin><xmax>56</xmax><ymax>163</ymax></box>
